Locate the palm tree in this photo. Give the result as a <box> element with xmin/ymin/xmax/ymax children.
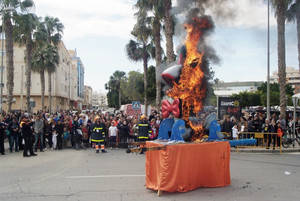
<box><xmin>287</xmin><ymin>0</ymin><xmax>300</xmax><ymax>72</ymax></box>
<box><xmin>44</xmin><ymin>44</ymin><xmax>59</xmax><ymax>113</ymax></box>
<box><xmin>34</xmin><ymin>16</ymin><xmax>63</xmax><ymax>113</ymax></box>
<box><xmin>110</xmin><ymin>71</ymin><xmax>126</xmax><ymax>108</ymax></box>
<box><xmin>135</xmin><ymin>0</ymin><xmax>164</xmax><ymax>107</ymax></box>
<box><xmin>0</xmin><ymin>0</ymin><xmax>34</xmax><ymax>112</ymax></box>
<box><xmin>31</xmin><ymin>20</ymin><xmax>46</xmax><ymax>110</ymax></box>
<box><xmin>14</xmin><ymin>13</ymin><xmax>38</xmax><ymax>112</ymax></box>
<box><xmin>164</xmin><ymin>0</ymin><xmax>175</xmax><ymax>64</ymax></box>
<box><xmin>271</xmin><ymin>0</ymin><xmax>292</xmax><ymax>119</ymax></box>
<box><xmin>126</xmin><ymin>10</ymin><xmax>154</xmax><ymax>115</ymax></box>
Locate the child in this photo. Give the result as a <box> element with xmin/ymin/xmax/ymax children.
<box><xmin>52</xmin><ymin>130</ymin><xmax>58</xmax><ymax>150</ymax></box>
<box><xmin>232</xmin><ymin>124</ymin><xmax>239</xmax><ymax>140</ymax></box>
<box><xmin>109</xmin><ymin>122</ymin><xmax>118</xmax><ymax>149</ymax></box>
<box><xmin>63</xmin><ymin>127</ymin><xmax>70</xmax><ymax>148</ymax></box>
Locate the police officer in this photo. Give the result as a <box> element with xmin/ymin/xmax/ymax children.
<box><xmin>21</xmin><ymin>115</ymin><xmax>37</xmax><ymax>157</ymax></box>
<box><xmin>137</xmin><ymin>115</ymin><xmax>152</xmax><ymax>154</ymax></box>
<box><xmin>91</xmin><ymin>117</ymin><xmax>107</xmax><ymax>153</ymax></box>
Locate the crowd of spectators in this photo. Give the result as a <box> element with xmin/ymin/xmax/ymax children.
<box><xmin>219</xmin><ymin>111</ymin><xmax>298</xmax><ymax>149</ymax></box>
<box><xmin>0</xmin><ymin>110</ymin><xmax>162</xmax><ymax>156</ymax></box>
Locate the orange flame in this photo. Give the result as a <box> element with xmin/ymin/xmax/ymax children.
<box><xmin>167</xmin><ymin>17</ymin><xmax>211</xmax><ymax>140</ymax></box>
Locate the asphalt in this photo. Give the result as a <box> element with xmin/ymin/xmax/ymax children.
<box><xmin>0</xmin><ymin>147</ymin><xmax>300</xmax><ymax>201</ymax></box>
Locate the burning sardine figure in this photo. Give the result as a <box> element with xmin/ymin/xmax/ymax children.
<box><xmin>161</xmin><ymin>64</ymin><xmax>182</xmax><ymax>86</ymax></box>
<box><xmin>161</xmin><ymin>16</ymin><xmax>214</xmax><ymax>141</ymax></box>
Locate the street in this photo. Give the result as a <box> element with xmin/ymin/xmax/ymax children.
<box><xmin>0</xmin><ymin>149</ymin><xmax>300</xmax><ymax>201</ymax></box>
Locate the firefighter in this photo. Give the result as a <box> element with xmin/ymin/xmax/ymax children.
<box><xmin>91</xmin><ymin>116</ymin><xmax>107</xmax><ymax>153</ymax></box>
<box><xmin>137</xmin><ymin>115</ymin><xmax>152</xmax><ymax>154</ymax></box>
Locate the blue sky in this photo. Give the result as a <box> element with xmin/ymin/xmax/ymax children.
<box><xmin>35</xmin><ymin>0</ymin><xmax>299</xmax><ymax>93</ymax></box>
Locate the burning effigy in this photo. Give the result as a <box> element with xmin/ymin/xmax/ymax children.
<box><xmin>159</xmin><ymin>15</ymin><xmax>219</xmax><ymax>142</ymax></box>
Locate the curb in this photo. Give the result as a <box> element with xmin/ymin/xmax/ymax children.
<box><xmin>231</xmin><ymin>148</ymin><xmax>300</xmax><ymax>153</ymax></box>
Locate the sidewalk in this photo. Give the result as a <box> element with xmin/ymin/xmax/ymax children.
<box><xmin>231</xmin><ymin>146</ymin><xmax>300</xmax><ymax>153</ymax></box>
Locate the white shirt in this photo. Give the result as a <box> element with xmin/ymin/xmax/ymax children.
<box><xmin>109</xmin><ymin>126</ymin><xmax>118</xmax><ymax>137</ymax></box>
<box><xmin>232</xmin><ymin>127</ymin><xmax>239</xmax><ymax>138</ymax></box>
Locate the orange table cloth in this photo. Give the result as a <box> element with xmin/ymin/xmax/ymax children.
<box><xmin>145</xmin><ymin>141</ymin><xmax>231</xmax><ymax>193</ymax></box>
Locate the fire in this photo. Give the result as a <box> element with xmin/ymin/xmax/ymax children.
<box><xmin>167</xmin><ymin>17</ymin><xmax>211</xmax><ymax>140</ymax></box>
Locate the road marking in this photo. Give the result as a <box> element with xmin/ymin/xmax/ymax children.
<box><xmin>65</xmin><ymin>174</ymin><xmax>145</xmax><ymax>179</ymax></box>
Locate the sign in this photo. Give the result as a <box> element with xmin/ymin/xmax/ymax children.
<box><xmin>218</xmin><ymin>97</ymin><xmax>241</xmax><ymax>120</ymax></box>
<box><xmin>30</xmin><ymin>101</ymin><xmax>36</xmax><ymax>108</ymax></box>
<box><xmin>132</xmin><ymin>101</ymin><xmax>141</xmax><ymax>110</ymax></box>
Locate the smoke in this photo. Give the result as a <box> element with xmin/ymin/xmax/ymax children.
<box><xmin>173</xmin><ymin>0</ymin><xmax>236</xmax><ymax>66</ymax></box>
<box><xmin>173</xmin><ymin>0</ymin><xmax>235</xmax><ymax>21</ymax></box>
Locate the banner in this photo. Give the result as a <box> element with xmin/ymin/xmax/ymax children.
<box><xmin>218</xmin><ymin>97</ymin><xmax>241</xmax><ymax>120</ymax></box>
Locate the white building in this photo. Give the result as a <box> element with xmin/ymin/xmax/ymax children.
<box><xmin>270</xmin><ymin>66</ymin><xmax>300</xmax><ymax>93</ymax></box>
<box><xmin>213</xmin><ymin>81</ymin><xmax>263</xmax><ymax>97</ymax></box>
<box><xmin>0</xmin><ymin>40</ymin><xmax>85</xmax><ymax>112</ymax></box>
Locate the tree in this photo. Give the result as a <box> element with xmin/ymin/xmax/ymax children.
<box><xmin>14</xmin><ymin>13</ymin><xmax>38</xmax><ymax>112</ymax></box>
<box><xmin>164</xmin><ymin>0</ymin><xmax>175</xmax><ymax>64</ymax></box>
<box><xmin>287</xmin><ymin>0</ymin><xmax>300</xmax><ymax>72</ymax></box>
<box><xmin>126</xmin><ymin>10</ymin><xmax>154</xmax><ymax>115</ymax></box>
<box><xmin>32</xmin><ymin>44</ymin><xmax>59</xmax><ymax>111</ymax></box>
<box><xmin>0</xmin><ymin>0</ymin><xmax>34</xmax><ymax>112</ymax></box>
<box><xmin>232</xmin><ymin>92</ymin><xmax>261</xmax><ymax>107</ymax></box>
<box><xmin>31</xmin><ymin>20</ymin><xmax>47</xmax><ymax>110</ymax></box>
<box><xmin>106</xmin><ymin>71</ymin><xmax>126</xmax><ymax>109</ymax></box>
<box><xmin>35</xmin><ymin>16</ymin><xmax>64</xmax><ymax>113</ymax></box>
<box><xmin>258</xmin><ymin>82</ymin><xmax>294</xmax><ymax>106</ymax></box>
<box><xmin>271</xmin><ymin>0</ymin><xmax>293</xmax><ymax>118</ymax></box>
<box><xmin>135</xmin><ymin>0</ymin><xmax>164</xmax><ymax>108</ymax></box>
<box><xmin>147</xmin><ymin>65</ymin><xmax>156</xmax><ymax>104</ymax></box>
<box><xmin>121</xmin><ymin>71</ymin><xmax>144</xmax><ymax>102</ymax></box>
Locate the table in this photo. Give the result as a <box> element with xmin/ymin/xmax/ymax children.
<box><xmin>145</xmin><ymin>141</ymin><xmax>231</xmax><ymax>194</ymax></box>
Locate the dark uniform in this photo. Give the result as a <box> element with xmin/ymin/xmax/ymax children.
<box><xmin>138</xmin><ymin>120</ymin><xmax>152</xmax><ymax>142</ymax></box>
<box><xmin>0</xmin><ymin>122</ymin><xmax>6</xmax><ymax>155</ymax></box>
<box><xmin>91</xmin><ymin>121</ymin><xmax>106</xmax><ymax>153</ymax></box>
<box><xmin>21</xmin><ymin>119</ymin><xmax>36</xmax><ymax>157</ymax></box>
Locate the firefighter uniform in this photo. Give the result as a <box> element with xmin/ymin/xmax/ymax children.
<box><xmin>91</xmin><ymin>122</ymin><xmax>106</xmax><ymax>153</ymax></box>
<box><xmin>138</xmin><ymin>120</ymin><xmax>152</xmax><ymax>142</ymax></box>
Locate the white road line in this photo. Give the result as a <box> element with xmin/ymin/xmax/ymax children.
<box><xmin>65</xmin><ymin>174</ymin><xmax>145</xmax><ymax>179</ymax></box>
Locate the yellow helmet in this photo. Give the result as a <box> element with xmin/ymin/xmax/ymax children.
<box><xmin>94</xmin><ymin>116</ymin><xmax>100</xmax><ymax>122</ymax></box>
<box><xmin>140</xmin><ymin>115</ymin><xmax>146</xmax><ymax>120</ymax></box>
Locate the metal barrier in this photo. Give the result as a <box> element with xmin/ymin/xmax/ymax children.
<box><xmin>237</xmin><ymin>132</ymin><xmax>282</xmax><ymax>153</ymax></box>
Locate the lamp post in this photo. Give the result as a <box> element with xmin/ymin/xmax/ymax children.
<box><xmin>266</xmin><ymin>0</ymin><xmax>270</xmax><ymax>121</ymax></box>
<box><xmin>0</xmin><ymin>28</ymin><xmax>4</xmax><ymax>113</ymax></box>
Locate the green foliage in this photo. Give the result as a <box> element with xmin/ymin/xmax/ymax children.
<box><xmin>121</xmin><ymin>71</ymin><xmax>144</xmax><ymax>102</ymax></box>
<box><xmin>231</xmin><ymin>91</ymin><xmax>261</xmax><ymax>107</ymax></box>
<box><xmin>32</xmin><ymin>44</ymin><xmax>59</xmax><ymax>73</ymax></box>
<box><xmin>147</xmin><ymin>65</ymin><xmax>156</xmax><ymax>103</ymax></box>
<box><xmin>231</xmin><ymin>82</ymin><xmax>294</xmax><ymax>107</ymax></box>
<box><xmin>105</xmin><ymin>70</ymin><xmax>126</xmax><ymax>108</ymax></box>
<box><xmin>13</xmin><ymin>13</ymin><xmax>38</xmax><ymax>45</ymax></box>
<box><xmin>106</xmin><ymin>68</ymin><xmax>157</xmax><ymax>108</ymax></box>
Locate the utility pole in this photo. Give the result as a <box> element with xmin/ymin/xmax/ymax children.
<box><xmin>267</xmin><ymin>0</ymin><xmax>270</xmax><ymax>121</ymax></box>
<box><xmin>0</xmin><ymin>30</ymin><xmax>4</xmax><ymax>113</ymax></box>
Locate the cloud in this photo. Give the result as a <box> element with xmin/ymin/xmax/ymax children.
<box><xmin>219</xmin><ymin>0</ymin><xmax>276</xmax><ymax>28</ymax></box>
<box><xmin>35</xmin><ymin>0</ymin><xmax>136</xmax><ymax>40</ymax></box>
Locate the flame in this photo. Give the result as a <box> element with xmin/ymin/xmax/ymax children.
<box><xmin>167</xmin><ymin>17</ymin><xmax>211</xmax><ymax>140</ymax></box>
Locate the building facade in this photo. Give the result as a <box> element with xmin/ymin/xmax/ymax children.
<box><xmin>0</xmin><ymin>40</ymin><xmax>85</xmax><ymax>112</ymax></box>
<box><xmin>83</xmin><ymin>85</ymin><xmax>93</xmax><ymax>109</ymax></box>
<box><xmin>270</xmin><ymin>67</ymin><xmax>300</xmax><ymax>93</ymax></box>
<box><xmin>213</xmin><ymin>81</ymin><xmax>264</xmax><ymax>97</ymax></box>
<box><xmin>92</xmin><ymin>91</ymin><xmax>107</xmax><ymax>110</ymax></box>
<box><xmin>69</xmin><ymin>50</ymin><xmax>85</xmax><ymax>109</ymax></box>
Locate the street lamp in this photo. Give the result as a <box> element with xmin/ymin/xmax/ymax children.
<box><xmin>0</xmin><ymin>6</ymin><xmax>14</xmax><ymax>113</ymax></box>
<box><xmin>266</xmin><ymin>0</ymin><xmax>270</xmax><ymax>121</ymax></box>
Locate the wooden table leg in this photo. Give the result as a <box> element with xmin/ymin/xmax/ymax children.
<box><xmin>157</xmin><ymin>190</ymin><xmax>162</xmax><ymax>196</ymax></box>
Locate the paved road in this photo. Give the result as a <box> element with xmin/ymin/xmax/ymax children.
<box><xmin>0</xmin><ymin>148</ymin><xmax>300</xmax><ymax>201</ymax></box>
